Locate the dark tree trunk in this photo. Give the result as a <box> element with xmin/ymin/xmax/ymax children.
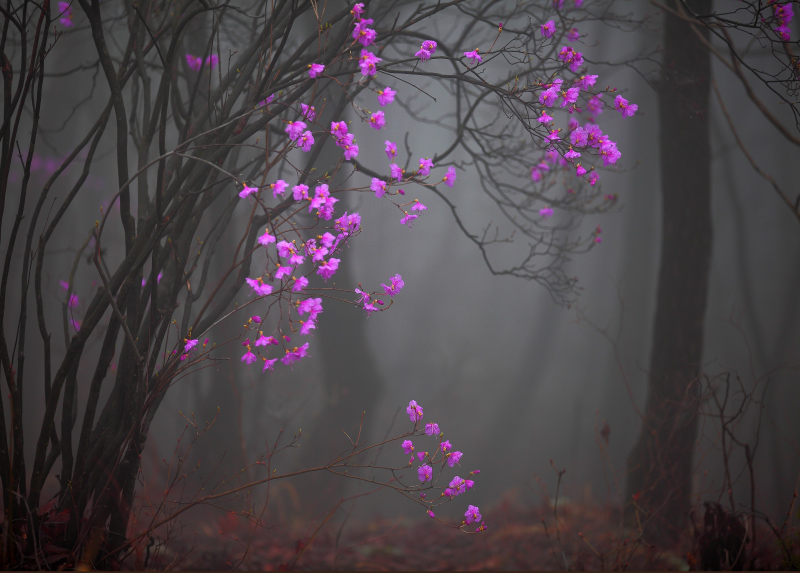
<box><xmin>625</xmin><ymin>0</ymin><xmax>712</xmax><ymax>544</ymax></box>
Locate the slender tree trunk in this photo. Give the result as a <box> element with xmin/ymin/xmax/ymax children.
<box><xmin>625</xmin><ymin>0</ymin><xmax>712</xmax><ymax>544</ymax></box>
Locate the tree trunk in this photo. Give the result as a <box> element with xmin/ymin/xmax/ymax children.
<box><xmin>625</xmin><ymin>0</ymin><xmax>712</xmax><ymax>544</ymax></box>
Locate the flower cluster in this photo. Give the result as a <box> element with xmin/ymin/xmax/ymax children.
<box><xmin>401</xmin><ymin>400</ymin><xmax>487</xmax><ymax>532</ymax></box>
<box><xmin>185</xmin><ymin>54</ymin><xmax>219</xmax><ymax>71</ymax></box>
<box><xmin>774</xmin><ymin>3</ymin><xmax>793</xmax><ymax>41</ymax></box>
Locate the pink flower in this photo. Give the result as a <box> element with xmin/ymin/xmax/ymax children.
<box><xmin>282</xmin><ymin>343</ymin><xmax>309</xmax><ymax>366</ymax></box>
<box><xmin>406</xmin><ymin>400</ymin><xmax>424</xmax><ymax>422</ymax></box>
<box><xmin>343</xmin><ymin>139</ymin><xmax>359</xmax><ymax>160</ymax></box>
<box><xmin>297</xmin><ymin>297</ymin><xmax>323</xmax><ymax>319</ymax></box>
<box><xmin>246</xmin><ymin>277</ymin><xmax>273</xmax><ymax>297</ymax></box>
<box><xmin>390</xmin><ymin>164</ymin><xmax>404</xmax><ymax>180</ymax></box>
<box><xmin>539</xmin><ymin>207</ymin><xmax>554</xmax><ymax>218</ymax></box>
<box><xmin>58</xmin><ymin>1</ymin><xmax>73</xmax><ymax>27</ymax></box>
<box><xmin>576</xmin><ymin>164</ymin><xmax>587</xmax><ymax>177</ymax></box>
<box><xmin>381</xmin><ymin>274</ymin><xmax>404</xmax><ymax>297</ymax></box>
<box><xmin>370</xmin><ymin>177</ymin><xmax>388</xmax><ymax>198</ymax></box>
<box><xmin>564</xmin><ymin>148</ymin><xmax>580</xmax><ymax>160</ymax></box>
<box><xmin>205</xmin><ymin>54</ymin><xmax>219</xmax><ymax>69</ymax></box>
<box><xmin>308</xmin><ymin>63</ymin><xmax>325</xmax><ymax>78</ymax></box>
<box><xmin>359</xmin><ymin>49</ymin><xmax>381</xmax><ymax>77</ymax></box>
<box><xmin>262</xmin><ymin>358</ymin><xmax>278</xmax><ymax>372</ymax></box>
<box><xmin>255</xmin><ymin>334</ymin><xmax>278</xmax><ymax>347</ymax></box>
<box><xmin>418</xmin><ymin>157</ymin><xmax>434</xmax><ymax>176</ymax></box>
<box><xmin>331</xmin><ymin>121</ymin><xmax>348</xmax><ymax>139</ymax></box>
<box><xmin>385</xmin><ymin>140</ymin><xmax>397</xmax><ymax>159</ymax></box>
<box><xmin>541</xmin><ymin>20</ymin><xmax>556</xmax><ymax>38</ymax></box>
<box><xmin>600</xmin><ymin>140</ymin><xmax>621</xmax><ymax>165</ymax></box>
<box><xmin>411</xmin><ymin>201</ymin><xmax>427</xmax><ymax>212</ymax></box>
<box><xmin>369</xmin><ymin>110</ymin><xmax>386</xmax><ymax>130</ymax></box>
<box><xmin>427</xmin><ymin>510</ymin><xmax>435</xmax><ymax>518</ymax></box>
<box><xmin>539</xmin><ymin>86</ymin><xmax>559</xmax><ymax>107</ymax></box>
<box><xmin>575</xmin><ymin>74</ymin><xmax>598</xmax><ymax>90</ymax></box>
<box><xmin>184</xmin><ymin>339</ymin><xmax>199</xmax><ymax>352</ymax></box>
<box><xmin>463</xmin><ymin>50</ymin><xmax>482</xmax><ymax>66</ymax></box>
<box><xmin>316</xmin><ymin>258</ymin><xmax>340</xmax><ymax>281</ymax></box>
<box><xmin>285</xmin><ymin>121</ymin><xmax>307</xmax><ymax>141</ymax></box>
<box><xmin>300</xmin><ymin>103</ymin><xmax>316</xmax><ymax>121</ymax></box>
<box><xmin>614</xmin><ymin>95</ymin><xmax>637</xmax><ymax>118</ymax></box>
<box><xmin>400</xmin><ymin>212</ymin><xmax>418</xmax><ymax>226</ymax></box>
<box><xmin>241</xmin><ymin>350</ymin><xmax>258</xmax><ymax>365</ymax></box>
<box><xmin>353</xmin><ymin>19</ymin><xmax>377</xmax><ymax>46</ymax></box>
<box><xmin>402</xmin><ymin>440</ymin><xmax>414</xmax><ymax>454</ymax></box>
<box><xmin>239</xmin><ymin>184</ymin><xmax>258</xmax><ymax>199</ymax></box>
<box><xmin>447</xmin><ymin>450</ymin><xmax>463</xmax><ymax>467</ymax></box>
<box><xmin>417</xmin><ymin>451</ymin><xmax>427</xmax><ymax>461</ymax></box>
<box><xmin>567</xmin><ymin>28</ymin><xmax>580</xmax><ymax>42</ymax></box>
<box><xmin>185</xmin><ymin>54</ymin><xmax>203</xmax><ymax>71</ymax></box>
<box><xmin>275</xmin><ymin>264</ymin><xmax>292</xmax><ymax>280</ymax></box>
<box><xmin>465</xmin><ymin>505</ymin><xmax>482</xmax><ymax>524</ymax></box>
<box><xmin>443</xmin><ymin>166</ymin><xmax>456</xmax><ymax>187</ymax></box>
<box><xmin>425</xmin><ymin>422</ymin><xmax>440</xmax><ymax>436</ymax></box>
<box><xmin>418</xmin><ymin>464</ymin><xmax>433</xmax><ymax>482</ymax></box>
<box><xmin>300</xmin><ymin>317</ymin><xmax>316</xmax><ymax>336</ymax></box>
<box><xmin>415</xmin><ymin>48</ymin><xmax>432</xmax><ymax>61</ymax></box>
<box><xmin>570</xmin><ymin>126</ymin><xmax>588</xmax><ymax>146</ymax></box>
<box><xmin>440</xmin><ymin>440</ymin><xmax>452</xmax><ymax>453</ymax></box>
<box><xmin>292</xmin><ymin>276</ymin><xmax>309</xmax><ymax>293</ymax></box>
<box><xmin>377</xmin><ymin>86</ymin><xmax>396</xmax><ymax>106</ymax></box>
<box><xmin>587</xmin><ymin>94</ymin><xmax>604</xmax><ymax>117</ymax></box>
<box><xmin>422</xmin><ymin>40</ymin><xmax>438</xmax><ymax>54</ymax></box>
<box><xmin>292</xmin><ymin>184</ymin><xmax>310</xmax><ymax>201</ymax></box>
<box><xmin>589</xmin><ymin>171</ymin><xmax>599</xmax><ymax>186</ymax></box>
<box><xmin>298</xmin><ymin>130</ymin><xmax>315</xmax><ymax>152</ymax></box>
<box><xmin>351</xmin><ymin>3</ymin><xmax>365</xmax><ymax>17</ymax></box>
<box><xmin>270</xmin><ymin>179</ymin><xmax>288</xmax><ymax>198</ymax></box>
<box><xmin>538</xmin><ymin>111</ymin><xmax>553</xmax><ymax>124</ymax></box>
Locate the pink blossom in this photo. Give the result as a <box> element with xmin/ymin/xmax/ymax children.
<box><xmin>411</xmin><ymin>201</ymin><xmax>427</xmax><ymax>212</ymax></box>
<box><xmin>331</xmin><ymin>121</ymin><xmax>348</xmax><ymax>139</ymax></box>
<box><xmin>282</xmin><ymin>343</ymin><xmax>309</xmax><ymax>366</ymax></box>
<box><xmin>567</xmin><ymin>28</ymin><xmax>580</xmax><ymax>42</ymax></box>
<box><xmin>285</xmin><ymin>121</ymin><xmax>307</xmax><ymax>141</ymax></box>
<box><xmin>185</xmin><ymin>54</ymin><xmax>203</xmax><ymax>71</ymax></box>
<box><xmin>400</xmin><ymin>212</ymin><xmax>418</xmax><ymax>226</ymax></box>
<box><xmin>587</xmin><ymin>94</ymin><xmax>604</xmax><ymax>117</ymax></box>
<box><xmin>369</xmin><ymin>110</ymin><xmax>386</xmax><ymax>130</ymax></box>
<box><xmin>422</xmin><ymin>40</ymin><xmax>438</xmax><ymax>54</ymax></box>
<box><xmin>316</xmin><ymin>258</ymin><xmax>340</xmax><ymax>281</ymax></box>
<box><xmin>359</xmin><ymin>49</ymin><xmax>381</xmax><ymax>77</ymax></box>
<box><xmin>425</xmin><ymin>422</ymin><xmax>440</xmax><ymax>436</ymax></box>
<box><xmin>353</xmin><ymin>19</ymin><xmax>377</xmax><ymax>46</ymax></box>
<box><xmin>184</xmin><ymin>339</ymin><xmax>199</xmax><ymax>352</ymax></box>
<box><xmin>381</xmin><ymin>274</ymin><xmax>404</xmax><ymax>297</ymax></box>
<box><xmin>538</xmin><ymin>111</ymin><xmax>553</xmax><ymax>124</ymax></box>
<box><xmin>589</xmin><ymin>171</ymin><xmax>599</xmax><ymax>186</ymax></box>
<box><xmin>343</xmin><ymin>139</ymin><xmax>359</xmax><ymax>160</ymax></box>
<box><xmin>301</xmin><ymin>103</ymin><xmax>316</xmax><ymax>121</ymax></box>
<box><xmin>418</xmin><ymin>464</ymin><xmax>433</xmax><ymax>482</ymax></box>
<box><xmin>390</xmin><ymin>163</ymin><xmax>404</xmax><ymax>180</ymax></box>
<box><xmin>576</xmin><ymin>164</ymin><xmax>587</xmax><ymax>177</ymax></box>
<box><xmin>270</xmin><ymin>179</ymin><xmax>288</xmax><ymax>198</ymax></box>
<box><xmin>351</xmin><ymin>3</ymin><xmax>365</xmax><ymax>17</ymax></box>
<box><xmin>298</xmin><ymin>131</ymin><xmax>315</xmax><ymax>152</ymax></box>
<box><xmin>258</xmin><ymin>229</ymin><xmax>276</xmax><ymax>245</ymax></box>
<box><xmin>443</xmin><ymin>166</ymin><xmax>456</xmax><ymax>187</ymax></box>
<box><xmin>239</xmin><ymin>184</ymin><xmax>258</xmax><ymax>199</ymax></box>
<box><xmin>292</xmin><ymin>184</ymin><xmax>310</xmax><ymax>201</ymax></box>
<box><xmin>463</xmin><ymin>50</ymin><xmax>482</xmax><ymax>66</ymax></box>
<box><xmin>255</xmin><ymin>334</ymin><xmax>278</xmax><ymax>347</ymax></box>
<box><xmin>406</xmin><ymin>400</ymin><xmax>424</xmax><ymax>422</ymax></box>
<box><xmin>308</xmin><ymin>63</ymin><xmax>325</xmax><ymax>78</ymax></box>
<box><xmin>205</xmin><ymin>54</ymin><xmax>219</xmax><ymax>69</ymax></box>
<box><xmin>246</xmin><ymin>277</ymin><xmax>273</xmax><ymax>297</ymax></box>
<box><xmin>377</xmin><ymin>86</ymin><xmax>396</xmax><ymax>106</ymax></box>
<box><xmin>385</xmin><ymin>140</ymin><xmax>397</xmax><ymax>159</ymax></box>
<box><xmin>292</xmin><ymin>276</ymin><xmax>309</xmax><ymax>293</ymax></box>
<box><xmin>418</xmin><ymin>157</ymin><xmax>434</xmax><ymax>176</ymax></box>
<box><xmin>447</xmin><ymin>451</ymin><xmax>463</xmax><ymax>467</ymax></box>
<box><xmin>241</xmin><ymin>350</ymin><xmax>258</xmax><ymax>365</ymax></box>
<box><xmin>465</xmin><ymin>505</ymin><xmax>482</xmax><ymax>524</ymax></box>
<box><xmin>402</xmin><ymin>440</ymin><xmax>414</xmax><ymax>454</ymax></box>
<box><xmin>541</xmin><ymin>20</ymin><xmax>556</xmax><ymax>38</ymax></box>
<box><xmin>58</xmin><ymin>1</ymin><xmax>73</xmax><ymax>27</ymax></box>
<box><xmin>415</xmin><ymin>48</ymin><xmax>432</xmax><ymax>61</ymax></box>
<box><xmin>262</xmin><ymin>358</ymin><xmax>278</xmax><ymax>372</ymax></box>
<box><xmin>371</xmin><ymin>177</ymin><xmax>388</xmax><ymax>197</ymax></box>
<box><xmin>300</xmin><ymin>318</ymin><xmax>316</xmax><ymax>336</ymax></box>
<box><xmin>297</xmin><ymin>297</ymin><xmax>323</xmax><ymax>319</ymax></box>
<box><xmin>539</xmin><ymin>207</ymin><xmax>554</xmax><ymax>218</ymax></box>
<box><xmin>274</xmin><ymin>264</ymin><xmax>292</xmax><ymax>280</ymax></box>
<box><xmin>614</xmin><ymin>95</ymin><xmax>638</xmax><ymax>118</ymax></box>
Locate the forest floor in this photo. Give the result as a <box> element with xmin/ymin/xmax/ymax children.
<box><xmin>145</xmin><ymin>498</ymin><xmax>792</xmax><ymax>571</ymax></box>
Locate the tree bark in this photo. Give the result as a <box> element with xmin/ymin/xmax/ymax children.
<box><xmin>625</xmin><ymin>0</ymin><xmax>712</xmax><ymax>544</ymax></box>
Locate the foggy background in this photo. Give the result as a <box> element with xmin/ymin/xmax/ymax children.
<box><xmin>4</xmin><ymin>0</ymin><xmax>799</xmax><ymax>553</ymax></box>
